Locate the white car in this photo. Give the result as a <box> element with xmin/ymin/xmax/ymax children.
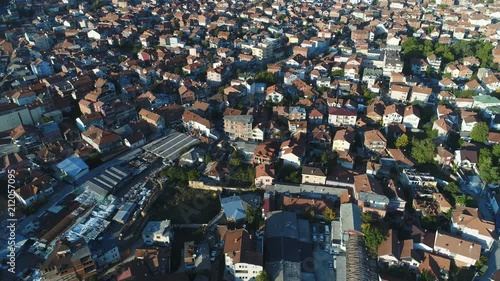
<box><xmin>319</xmin><ymin>234</ymin><xmax>324</xmax><ymax>242</ymax></box>
<box><xmin>313</xmin><ymin>235</ymin><xmax>317</xmax><ymax>242</ymax></box>
<box><xmin>325</xmin><ymin>244</ymin><xmax>330</xmax><ymax>252</ymax></box>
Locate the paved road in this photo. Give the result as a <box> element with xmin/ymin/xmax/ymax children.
<box><xmin>477</xmin><ymin>241</ymin><xmax>500</xmax><ymax>281</ymax></box>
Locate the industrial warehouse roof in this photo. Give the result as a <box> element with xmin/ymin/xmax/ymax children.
<box><xmin>84</xmin><ymin>166</ymin><xmax>131</xmax><ymax>197</ymax></box>
<box><xmin>143</xmin><ymin>131</ymin><xmax>200</xmax><ymax>160</ymax></box>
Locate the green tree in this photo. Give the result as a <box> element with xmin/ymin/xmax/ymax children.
<box><xmin>256</xmin><ymin>271</ymin><xmax>271</xmax><ymax>281</ymax></box>
<box><xmin>493</xmin><ymin>144</ymin><xmax>500</xmax><ymax>158</ymax></box>
<box><xmin>402</xmin><ymin>37</ymin><xmax>423</xmax><ymax>58</ymax></box>
<box><xmin>187</xmin><ymin>170</ymin><xmax>201</xmax><ymax>181</ymax></box>
<box><xmin>361</xmin><ymin>84</ymin><xmax>377</xmax><ymax>102</ymax></box>
<box><xmin>281</xmin><ymin>165</ymin><xmax>301</xmax><ymax>183</ymax></box>
<box><xmin>204</xmin><ymin>153</ymin><xmax>213</xmax><ymax>164</ymax></box>
<box><xmin>434</xmin><ymin>43</ymin><xmax>455</xmax><ymax>63</ymax></box>
<box><xmin>455</xmin><ymin>195</ymin><xmax>476</xmax><ymax>207</ymax></box>
<box><xmin>475</xmin><ymin>255</ymin><xmax>489</xmax><ymax>270</ymax></box>
<box><xmin>454</xmin><ymin>89</ymin><xmax>476</xmax><ymax>98</ymax></box>
<box><xmin>470</xmin><ymin>122</ymin><xmax>489</xmax><ymax>143</ymax></box>
<box><xmin>39</xmin><ymin>115</ymin><xmax>54</xmax><ymax>124</ymax></box>
<box><xmin>476</xmin><ymin>41</ymin><xmax>494</xmax><ymax>68</ymax></box>
<box><xmin>255</xmin><ymin>71</ymin><xmax>276</xmax><ymax>85</ymax></box>
<box><xmin>423</xmin><ymin>123</ymin><xmax>439</xmax><ymax>140</ymax></box>
<box><xmin>395</xmin><ymin>134</ymin><xmax>409</xmax><ymax>148</ymax></box>
<box><xmin>425</xmin><ymin>25</ymin><xmax>435</xmax><ymax>34</ymax></box>
<box><xmin>362</xmin><ymin>221</ymin><xmax>386</xmax><ymax>258</ymax></box>
<box><xmin>444</xmin><ymin>182</ymin><xmax>460</xmax><ymax>194</ymax></box>
<box><xmin>245</xmin><ymin>205</ymin><xmax>257</xmax><ymax>225</ymax></box>
<box><xmin>320</xmin><ymin>151</ymin><xmax>336</xmax><ymax>167</ymax></box>
<box><xmin>303</xmin><ymin>206</ymin><xmax>317</xmax><ymax>220</ymax></box>
<box><xmin>230</xmin><ymin>156</ymin><xmax>241</xmax><ymax>167</ymax></box>
<box><xmin>411</xmin><ymin>138</ymin><xmax>436</xmax><ymax>164</ymax></box>
<box><xmin>323</xmin><ymin>207</ymin><xmax>335</xmax><ymax>222</ymax></box>
<box><xmin>478</xmin><ymin>149</ymin><xmax>500</xmax><ymax>185</ymax></box>
<box><xmin>420</xmin><ymin>270</ymin><xmax>435</xmax><ymax>281</ymax></box>
<box><xmin>331</xmin><ymin>69</ymin><xmax>345</xmax><ymax>77</ymax></box>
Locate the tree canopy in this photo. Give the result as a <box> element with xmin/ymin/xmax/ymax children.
<box><xmin>395</xmin><ymin>134</ymin><xmax>409</xmax><ymax>148</ymax></box>
<box><xmin>255</xmin><ymin>71</ymin><xmax>276</xmax><ymax>85</ymax></box>
<box><xmin>470</xmin><ymin>122</ymin><xmax>489</xmax><ymax>143</ymax></box>
<box><xmin>256</xmin><ymin>271</ymin><xmax>271</xmax><ymax>281</ymax></box>
<box><xmin>401</xmin><ymin>39</ymin><xmax>496</xmax><ymax>69</ymax></box>
<box><xmin>245</xmin><ymin>205</ymin><xmax>260</xmax><ymax>227</ymax></box>
<box><xmin>323</xmin><ymin>207</ymin><xmax>335</xmax><ymax>223</ymax></box>
<box><xmin>478</xmin><ymin>148</ymin><xmax>500</xmax><ymax>185</ymax></box>
<box><xmin>361</xmin><ymin>213</ymin><xmax>386</xmax><ymax>258</ymax></box>
<box><xmin>411</xmin><ymin>138</ymin><xmax>436</xmax><ymax>164</ymax></box>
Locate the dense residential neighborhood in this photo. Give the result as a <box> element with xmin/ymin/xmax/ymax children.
<box><xmin>1</xmin><ymin>0</ymin><xmax>500</xmax><ymax>280</ymax></box>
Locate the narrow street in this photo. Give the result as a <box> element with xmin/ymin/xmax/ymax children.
<box><xmin>476</xmin><ymin>241</ymin><xmax>500</xmax><ymax>281</ymax></box>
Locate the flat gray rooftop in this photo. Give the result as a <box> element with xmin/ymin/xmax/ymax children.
<box><xmin>144</xmin><ymin>131</ymin><xmax>201</xmax><ymax>161</ymax></box>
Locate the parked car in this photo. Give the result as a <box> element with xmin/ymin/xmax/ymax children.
<box><xmin>313</xmin><ymin>234</ymin><xmax>317</xmax><ymax>242</ymax></box>
<box><xmin>319</xmin><ymin>234</ymin><xmax>324</xmax><ymax>242</ymax></box>
<box><xmin>329</xmin><ymin>262</ymin><xmax>333</xmax><ymax>270</ymax></box>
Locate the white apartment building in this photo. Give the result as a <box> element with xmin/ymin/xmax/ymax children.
<box><xmin>224</xmin><ymin>229</ymin><xmax>263</xmax><ymax>281</ymax></box>
<box><xmin>142</xmin><ymin>220</ymin><xmax>174</xmax><ymax>246</ymax></box>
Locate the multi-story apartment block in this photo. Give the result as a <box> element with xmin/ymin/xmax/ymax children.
<box><xmin>332</xmin><ymin>127</ymin><xmax>355</xmax><ymax>152</ymax></box>
<box><xmin>328</xmin><ymin>107</ymin><xmax>357</xmax><ymax>127</ymax></box>
<box><xmin>207</xmin><ymin>66</ymin><xmax>230</xmax><ymax>87</ymax></box>
<box><xmin>382</xmin><ymin>104</ymin><xmax>404</xmax><ymax>126</ymax></box>
<box><xmin>253</xmin><ymin>141</ymin><xmax>278</xmax><ymax>165</ymax></box>
<box><xmin>434</xmin><ymin>230</ymin><xmax>481</xmax><ymax>267</ymax></box>
<box><xmin>81</xmin><ymin>126</ymin><xmax>122</xmax><ymax>153</ymax></box>
<box><xmin>224</xmin><ymin>229</ymin><xmax>263</xmax><ymax>281</ymax></box>
<box><xmin>451</xmin><ymin>207</ymin><xmax>496</xmax><ymax>250</ymax></box>
<box><xmin>302</xmin><ymin>166</ymin><xmax>327</xmax><ymax>185</ymax></box>
<box><xmin>390</xmin><ymin>84</ymin><xmax>411</xmax><ymax>102</ymax></box>
<box><xmin>182</xmin><ymin>110</ymin><xmax>217</xmax><ymax>139</ymax></box>
<box><xmin>364</xmin><ymin>129</ymin><xmax>387</xmax><ymax>153</ymax></box>
<box><xmin>403</xmin><ymin>105</ymin><xmax>421</xmax><ymax>129</ymax></box>
<box><xmin>427</xmin><ymin>54</ymin><xmax>442</xmax><ymax>72</ymax></box>
<box><xmin>383</xmin><ymin>48</ymin><xmax>404</xmax><ymax>76</ymax></box>
<box><xmin>142</xmin><ymin>220</ymin><xmax>174</xmax><ymax>246</ymax></box>
<box><xmin>224</xmin><ymin>115</ymin><xmax>254</xmax><ymax>141</ymax></box>
<box><xmin>40</xmin><ymin>242</ymin><xmax>97</xmax><ymax>281</ymax></box>
<box><xmin>139</xmin><ymin>108</ymin><xmax>165</xmax><ymax>130</ymax></box>
<box><xmin>410</xmin><ymin>86</ymin><xmax>432</xmax><ymax>104</ymax></box>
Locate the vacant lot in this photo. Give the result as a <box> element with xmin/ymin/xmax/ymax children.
<box><xmin>150</xmin><ymin>187</ymin><xmax>221</xmax><ymax>224</ymax></box>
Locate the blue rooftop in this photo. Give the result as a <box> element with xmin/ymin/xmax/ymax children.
<box><xmin>56</xmin><ymin>156</ymin><xmax>89</xmax><ymax>178</ymax></box>
<box><xmin>220</xmin><ymin>195</ymin><xmax>248</xmax><ymax>222</ymax></box>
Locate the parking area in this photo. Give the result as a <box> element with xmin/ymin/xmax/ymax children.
<box><xmin>309</xmin><ymin>222</ymin><xmax>335</xmax><ymax>280</ymax></box>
